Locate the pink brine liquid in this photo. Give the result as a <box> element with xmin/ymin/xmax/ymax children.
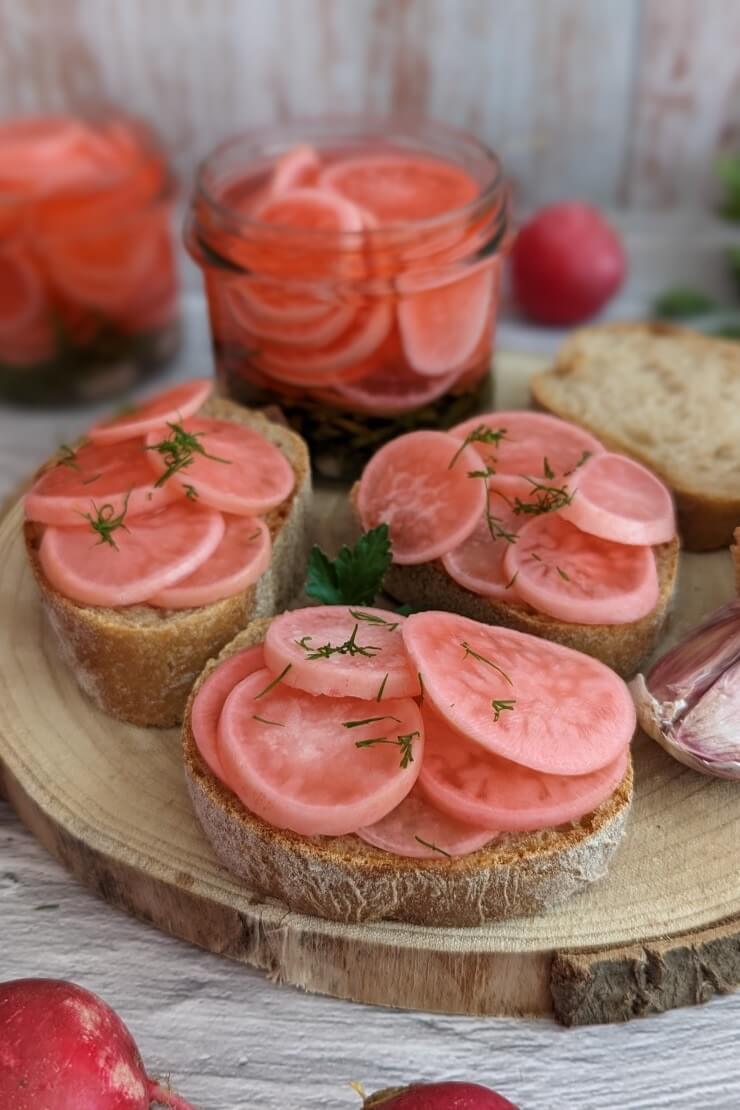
<box><xmin>188</xmin><ymin>125</ymin><xmax>508</xmax><ymax>476</ymax></box>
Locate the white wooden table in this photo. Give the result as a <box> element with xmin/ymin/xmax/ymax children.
<box><xmin>3</xmin><ymin>214</ymin><xmax>740</xmax><ymax>1109</ymax></box>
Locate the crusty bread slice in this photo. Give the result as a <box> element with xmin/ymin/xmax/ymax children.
<box><xmin>733</xmin><ymin>527</ymin><xmax>740</xmax><ymax>595</ymax></box>
<box><xmin>530</xmin><ymin>321</ymin><xmax>740</xmax><ymax>551</ymax></box>
<box><xmin>349</xmin><ymin>484</ymin><xmax>679</xmax><ymax>680</ymax></box>
<box><xmin>182</xmin><ymin>620</ymin><xmax>633</xmax><ymax>928</ymax></box>
<box><xmin>25</xmin><ymin>398</ymin><xmax>311</xmax><ymax>728</ymax></box>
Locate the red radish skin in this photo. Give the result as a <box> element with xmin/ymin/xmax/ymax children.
<box><xmin>0</xmin><ymin>978</ymin><xmax>195</xmax><ymax>1109</ymax></box>
<box><xmin>364</xmin><ymin>1082</ymin><xmax>519</xmax><ymax>1108</ymax></box>
<box><xmin>510</xmin><ymin>201</ymin><xmax>625</xmax><ymax>325</ymax></box>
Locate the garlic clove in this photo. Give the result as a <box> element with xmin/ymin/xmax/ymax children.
<box><xmin>671</xmin><ymin>659</ymin><xmax>740</xmax><ymax>779</ymax></box>
<box><xmin>631</xmin><ymin>599</ymin><xmax>740</xmax><ymax>780</ymax></box>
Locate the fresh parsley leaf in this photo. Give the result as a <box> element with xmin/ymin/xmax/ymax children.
<box><xmin>305</xmin><ymin>524</ymin><xmax>392</xmax><ymax>605</ymax></box>
<box><xmin>653</xmin><ymin>287</ymin><xmax>716</xmax><ymax>319</ymax></box>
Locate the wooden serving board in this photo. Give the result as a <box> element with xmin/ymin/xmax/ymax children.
<box><xmin>1</xmin><ymin>352</ymin><xmax>738</xmax><ymax>1027</ymax></box>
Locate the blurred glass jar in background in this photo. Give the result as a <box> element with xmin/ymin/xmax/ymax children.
<box><xmin>187</xmin><ymin>118</ymin><xmax>509</xmax><ymax>478</ymax></box>
<box><xmin>0</xmin><ymin>113</ymin><xmax>180</xmax><ymax>405</ymax></box>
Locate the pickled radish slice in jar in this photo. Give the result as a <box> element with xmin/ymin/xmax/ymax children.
<box><xmin>187</xmin><ymin>121</ymin><xmax>509</xmax><ymax>478</ymax></box>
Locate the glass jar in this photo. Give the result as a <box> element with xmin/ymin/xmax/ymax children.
<box><xmin>0</xmin><ymin>112</ymin><xmax>181</xmax><ymax>405</ymax></box>
<box><xmin>187</xmin><ymin>118</ymin><xmax>509</xmax><ymax>478</ymax></box>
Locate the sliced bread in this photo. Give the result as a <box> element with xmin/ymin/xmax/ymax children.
<box><xmin>25</xmin><ymin>398</ymin><xmax>311</xmax><ymax>727</ymax></box>
<box><xmin>530</xmin><ymin>321</ymin><xmax>740</xmax><ymax>551</ymax></box>
<box><xmin>182</xmin><ymin>621</ymin><xmax>633</xmax><ymax>928</ymax></box>
<box><xmin>733</xmin><ymin>527</ymin><xmax>740</xmax><ymax>595</ymax></box>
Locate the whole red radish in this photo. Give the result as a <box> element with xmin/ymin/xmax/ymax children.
<box><xmin>364</xmin><ymin>1081</ymin><xmax>519</xmax><ymax>1108</ymax></box>
<box><xmin>0</xmin><ymin>979</ymin><xmax>195</xmax><ymax>1109</ymax></box>
<box><xmin>510</xmin><ymin>201</ymin><xmax>625</xmax><ymax>325</ymax></box>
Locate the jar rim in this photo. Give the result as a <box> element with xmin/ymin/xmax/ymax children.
<box><xmin>192</xmin><ymin>115</ymin><xmax>507</xmax><ymax>243</ymax></box>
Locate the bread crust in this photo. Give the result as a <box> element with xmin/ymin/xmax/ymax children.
<box><xmin>530</xmin><ymin>321</ymin><xmax>740</xmax><ymax>551</ymax></box>
<box><xmin>182</xmin><ymin>622</ymin><xmax>633</xmax><ymax>928</ymax></box>
<box><xmin>25</xmin><ymin>398</ymin><xmax>311</xmax><ymax>727</ymax></box>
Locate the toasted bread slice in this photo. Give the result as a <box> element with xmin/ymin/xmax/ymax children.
<box><xmin>182</xmin><ymin>620</ymin><xmax>633</xmax><ymax>928</ymax></box>
<box><xmin>349</xmin><ymin>485</ymin><xmax>679</xmax><ymax>679</ymax></box>
<box><xmin>530</xmin><ymin>321</ymin><xmax>740</xmax><ymax>551</ymax></box>
<box><xmin>25</xmin><ymin>398</ymin><xmax>311</xmax><ymax>727</ymax></box>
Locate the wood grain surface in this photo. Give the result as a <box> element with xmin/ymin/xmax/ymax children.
<box><xmin>1</xmin><ymin>351</ymin><xmax>738</xmax><ymax>1027</ymax></box>
<box><xmin>1</xmin><ymin>0</ymin><xmax>739</xmax><ymax>209</ymax></box>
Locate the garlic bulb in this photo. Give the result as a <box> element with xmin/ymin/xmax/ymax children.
<box><xmin>631</xmin><ymin>599</ymin><xmax>740</xmax><ymax>779</ymax></box>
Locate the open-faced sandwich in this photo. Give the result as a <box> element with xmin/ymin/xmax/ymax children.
<box><xmin>183</xmin><ymin>604</ymin><xmax>635</xmax><ymax>927</ymax></box>
<box><xmin>23</xmin><ymin>378</ymin><xmax>310</xmax><ymax>726</ymax></box>
<box><xmin>352</xmin><ymin>410</ymin><xmax>679</xmax><ymax>677</ymax></box>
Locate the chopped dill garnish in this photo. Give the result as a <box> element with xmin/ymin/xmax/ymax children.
<box><xmin>355</xmin><ymin>730</ymin><xmax>419</xmax><ymax>769</ymax></box>
<box><xmin>564</xmin><ymin>449</ymin><xmax>593</xmax><ymax>475</ymax></box>
<box><xmin>81</xmin><ymin>473</ymin><xmax>101</xmax><ymax>486</ymax></box>
<box><xmin>58</xmin><ymin>443</ymin><xmax>81</xmax><ymax>471</ymax></box>
<box><xmin>414</xmin><ymin>836</ymin><xmax>452</xmax><ymax>858</ymax></box>
<box><xmin>252</xmin><ymin>715</ymin><xmax>284</xmax><ymax>727</ymax></box>
<box><xmin>375</xmin><ymin>673</ymin><xmax>389</xmax><ymax>701</ymax></box>
<box><xmin>348</xmin><ymin>609</ymin><xmax>399</xmax><ymax>631</ymax></box>
<box><xmin>460</xmin><ymin>640</ymin><xmax>513</xmax><ymax>686</ymax></box>
<box><xmin>342</xmin><ymin>715</ymin><xmax>402</xmax><ymax>729</ymax></box>
<box><xmin>543</xmin><ymin>457</ymin><xmax>555</xmax><ymax>479</ymax></box>
<box><xmin>295</xmin><ymin>623</ymin><xmax>380</xmax><ymax>661</ymax></box>
<box><xmin>511</xmin><ymin>476</ymin><xmax>573</xmax><ymax>517</ymax></box>
<box><xmin>448</xmin><ymin>424</ymin><xmax>507</xmax><ymax>469</ymax></box>
<box><xmin>253</xmin><ymin>664</ymin><xmax>292</xmax><ymax>700</ymax></box>
<box><xmin>417</xmin><ymin>671</ymin><xmax>425</xmax><ymax>706</ymax></box>
<box><xmin>492</xmin><ymin>698</ymin><xmax>516</xmax><ymax>722</ymax></box>
<box><xmin>530</xmin><ymin>552</ymin><xmax>542</xmax><ymax>562</ymax></box>
<box><xmin>183</xmin><ymin>483</ymin><xmax>198</xmax><ymax>500</ymax></box>
<box><xmin>504</xmin><ymin>570</ymin><xmax>519</xmax><ymax>590</ymax></box>
<box><xmin>81</xmin><ymin>492</ymin><xmax>131</xmax><ymax>550</ymax></box>
<box><xmin>146</xmin><ymin>421</ymin><xmax>231</xmax><ymax>488</ymax></box>
<box><xmin>556</xmin><ymin>566</ymin><xmax>571</xmax><ymax>581</ymax></box>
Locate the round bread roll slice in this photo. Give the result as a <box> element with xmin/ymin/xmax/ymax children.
<box><xmin>182</xmin><ymin>619</ymin><xmax>634</xmax><ymax>928</ymax></box>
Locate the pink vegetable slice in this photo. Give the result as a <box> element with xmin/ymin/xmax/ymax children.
<box><xmin>451</xmin><ymin>411</ymin><xmax>604</xmax><ymax>496</ymax></box>
<box><xmin>147</xmin><ymin>515</ymin><xmax>271</xmax><ymax>609</ymax></box>
<box><xmin>269</xmin><ymin>144</ymin><xmax>321</xmax><ymax>194</ymax></box>
<box><xmin>356</xmin><ymin>784</ymin><xmax>496</xmax><ymax>858</ymax></box>
<box><xmin>328</xmin><ymin>360</ymin><xmax>459</xmax><ymax>415</ymax></box>
<box><xmin>503</xmin><ymin>514</ymin><xmax>659</xmax><ymax>625</ymax></box>
<box><xmin>191</xmin><ymin>644</ymin><xmax>265</xmax><ymax>781</ymax></box>
<box><xmin>226</xmin><ymin>289</ymin><xmax>356</xmax><ymax>348</ymax></box>
<box><xmin>263</xmin><ymin>605</ymin><xmax>418</xmax><ymax>699</ymax></box>
<box><xmin>441</xmin><ymin>479</ymin><xmax>531</xmax><ymax>600</ymax></box>
<box><xmin>420</xmin><ymin>707</ymin><xmax>630</xmax><ymax>832</ymax></box>
<box><xmin>560</xmin><ymin>451</ymin><xmax>676</xmax><ymax>545</ymax></box>
<box><xmin>253</xmin><ymin>185</ymin><xmax>364</xmax><ymax>233</ymax></box>
<box><xmin>87</xmin><ymin>378</ymin><xmax>212</xmax><ymax>445</ymax></box>
<box><xmin>356</xmin><ymin>429</ymin><xmax>486</xmax><ymax>565</ymax></box>
<box><xmin>24</xmin><ymin>437</ymin><xmax>178</xmax><ymax>526</ymax></box>
<box><xmin>258</xmin><ymin>299</ymin><xmax>393</xmax><ymax>385</ymax></box>
<box><xmin>320</xmin><ymin>154</ymin><xmax>479</xmax><ymax>224</ymax></box>
<box><xmin>402</xmin><ymin>610</ymin><xmax>636</xmax><ymax>775</ymax></box>
<box><xmin>218</xmin><ymin>669</ymin><xmax>423</xmax><ymax>835</ymax></box>
<box><xmin>398</xmin><ymin>262</ymin><xmax>495</xmax><ymax>377</ymax></box>
<box><xmin>145</xmin><ymin>416</ymin><xmax>295</xmax><ymax>515</ymax></box>
<box><xmin>39</xmin><ymin>501</ymin><xmax>224</xmax><ymax>607</ymax></box>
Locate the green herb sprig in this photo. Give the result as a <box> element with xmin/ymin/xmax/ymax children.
<box><xmin>460</xmin><ymin>641</ymin><xmax>513</xmax><ymax>686</ymax></box>
<box><xmin>414</xmin><ymin>836</ymin><xmax>452</xmax><ymax>858</ymax></box>
<box><xmin>449</xmin><ymin>424</ymin><xmax>507</xmax><ymax>470</ymax></box>
<box><xmin>305</xmin><ymin>524</ymin><xmax>392</xmax><ymax>606</ymax></box>
<box><xmin>355</xmin><ymin>730</ymin><xmax>419</xmax><ymax>769</ymax></box>
<box><xmin>146</xmin><ymin>421</ymin><xmax>231</xmax><ymax>488</ymax></box>
<box><xmin>81</xmin><ymin>492</ymin><xmax>131</xmax><ymax>550</ymax></box>
<box><xmin>296</xmin><ymin>623</ymin><xmax>380</xmax><ymax>661</ymax></box>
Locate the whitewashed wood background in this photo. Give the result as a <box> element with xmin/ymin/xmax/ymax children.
<box><xmin>0</xmin><ymin>0</ymin><xmax>739</xmax><ymax>209</ymax></box>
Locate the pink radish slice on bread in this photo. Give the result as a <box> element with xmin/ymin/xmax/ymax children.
<box><xmin>191</xmin><ymin>644</ymin><xmax>266</xmax><ymax>781</ymax></box>
<box><xmin>87</xmin><ymin>378</ymin><xmax>212</xmax><ymax>445</ymax></box>
<box><xmin>401</xmin><ymin>611</ymin><xmax>635</xmax><ymax>776</ymax></box>
<box><xmin>39</xmin><ymin>501</ymin><xmax>225</xmax><ymax>608</ymax></box>
<box><xmin>263</xmin><ymin>605</ymin><xmax>418</xmax><ymax>700</ymax></box>
<box><xmin>24</xmin><ymin>437</ymin><xmax>179</xmax><ymax>526</ymax></box>
<box><xmin>356</xmin><ymin>429</ymin><xmax>486</xmax><ymax>564</ymax></box>
<box><xmin>145</xmin><ymin>416</ymin><xmax>295</xmax><ymax>515</ymax></box>
<box><xmin>218</xmin><ymin>669</ymin><xmax>423</xmax><ymax>836</ymax></box>
<box><xmin>356</xmin><ymin>785</ymin><xmax>497</xmax><ymax>858</ymax></box>
<box><xmin>503</xmin><ymin>514</ymin><xmax>660</xmax><ymax>625</ymax></box>
<box><xmin>559</xmin><ymin>451</ymin><xmax>676</xmax><ymax>545</ymax></box>
<box><xmin>420</xmin><ymin>708</ymin><xmax>630</xmax><ymax>833</ymax></box>
<box><xmin>147</xmin><ymin>515</ymin><xmax>271</xmax><ymax>609</ymax></box>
